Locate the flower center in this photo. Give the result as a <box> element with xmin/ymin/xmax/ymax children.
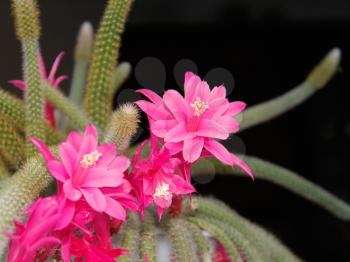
<box><xmin>80</xmin><ymin>150</ymin><xmax>102</xmax><ymax>168</ymax></box>
<box><xmin>190</xmin><ymin>97</ymin><xmax>209</xmax><ymax>117</ymax></box>
<box><xmin>153</xmin><ymin>182</ymin><xmax>171</xmax><ymax>199</ymax></box>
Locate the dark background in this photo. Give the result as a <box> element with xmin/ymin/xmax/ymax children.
<box><xmin>1</xmin><ymin>0</ymin><xmax>350</xmax><ymax>261</ymax></box>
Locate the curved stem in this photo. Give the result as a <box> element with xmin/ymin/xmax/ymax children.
<box><xmin>193</xmin><ymin>156</ymin><xmax>350</xmax><ymax>221</ymax></box>
<box><xmin>240</xmin><ymin>48</ymin><xmax>341</xmax><ymax>131</ymax></box>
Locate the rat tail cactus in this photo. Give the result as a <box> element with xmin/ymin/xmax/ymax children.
<box><xmin>0</xmin><ymin>0</ymin><xmax>349</xmax><ymax>261</ymax></box>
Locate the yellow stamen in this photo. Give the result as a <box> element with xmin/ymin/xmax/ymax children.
<box><xmin>190</xmin><ymin>97</ymin><xmax>209</xmax><ymax>117</ymax></box>
<box><xmin>80</xmin><ymin>150</ymin><xmax>102</xmax><ymax>168</ymax></box>
<box><xmin>153</xmin><ymin>182</ymin><xmax>171</xmax><ymax>199</ymax></box>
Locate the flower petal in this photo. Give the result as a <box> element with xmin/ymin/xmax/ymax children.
<box><xmin>66</xmin><ymin>131</ymin><xmax>83</xmax><ymax>152</ymax></box>
<box><xmin>231</xmin><ymin>154</ymin><xmax>254</xmax><ymax>179</ymax></box>
<box><xmin>136</xmin><ymin>89</ymin><xmax>163</xmax><ymax>105</ymax></box>
<box><xmin>8</xmin><ymin>80</ymin><xmax>26</xmax><ymax>91</ymax></box>
<box><xmin>48</xmin><ymin>52</ymin><xmax>65</xmax><ymax>83</ymax></box>
<box><xmin>225</xmin><ymin>101</ymin><xmax>246</xmax><ymax>116</ymax></box>
<box><xmin>196</xmin><ymin>119</ymin><xmax>228</xmax><ymax>140</ymax></box>
<box><xmin>63</xmin><ymin>180</ymin><xmax>82</xmax><ymax>201</ymax></box>
<box><xmin>58</xmin><ymin>142</ymin><xmax>77</xmax><ymax>176</ymax></box>
<box><xmin>183</xmin><ymin>137</ymin><xmax>204</xmax><ymax>163</ymax></box>
<box><xmin>210</xmin><ymin>85</ymin><xmax>226</xmax><ymax>100</ymax></box>
<box><xmin>135</xmin><ymin>100</ymin><xmax>170</xmax><ymax>120</ymax></box>
<box><xmin>171</xmin><ymin>175</ymin><xmax>196</xmax><ymax>194</ymax></box>
<box><xmin>164</xmin><ymin>142</ymin><xmax>183</xmax><ymax>155</ymax></box>
<box><xmin>96</xmin><ymin>144</ymin><xmax>116</xmax><ymax>167</ymax></box>
<box><xmin>47</xmin><ymin>160</ymin><xmax>69</xmax><ymax>182</ymax></box>
<box><xmin>56</xmin><ymin>199</ymin><xmax>75</xmax><ymax>230</ymax></box>
<box><xmin>81</xmin><ymin>187</ymin><xmax>107</xmax><ymax>212</ymax></box>
<box><xmin>31</xmin><ymin>236</ymin><xmax>61</xmax><ymax>252</ymax></box>
<box><xmin>163</xmin><ymin>90</ymin><xmax>189</xmax><ymax>122</ymax></box>
<box><xmin>204</xmin><ymin>98</ymin><xmax>229</xmax><ymax>120</ymax></box>
<box><xmin>84</xmin><ymin>123</ymin><xmax>98</xmax><ymax>139</ymax></box>
<box><xmin>30</xmin><ymin>137</ymin><xmax>55</xmax><ymax>162</ymax></box>
<box><xmin>152</xmin><ymin>119</ymin><xmax>177</xmax><ymax>137</ymax></box>
<box><xmin>204</xmin><ymin>139</ymin><xmax>233</xmax><ymax>165</ymax></box>
<box><xmin>184</xmin><ymin>72</ymin><xmax>202</xmax><ymax>102</ymax></box>
<box><xmin>164</xmin><ymin>123</ymin><xmax>195</xmax><ymax>143</ymax></box>
<box><xmin>104</xmin><ymin>196</ymin><xmax>127</xmax><ymax>220</ymax></box>
<box><xmin>215</xmin><ymin>116</ymin><xmax>240</xmax><ymax>133</ymax></box>
<box><xmin>81</xmin><ymin>168</ymin><xmax>124</xmax><ymax>188</ymax></box>
<box><xmin>108</xmin><ymin>156</ymin><xmax>130</xmax><ymax>172</ymax></box>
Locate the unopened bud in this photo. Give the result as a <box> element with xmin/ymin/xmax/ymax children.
<box><xmin>306</xmin><ymin>48</ymin><xmax>341</xmax><ymax>89</ymax></box>
<box><xmin>74</xmin><ymin>21</ymin><xmax>94</xmax><ymax>60</ymax></box>
<box><xmin>105</xmin><ymin>103</ymin><xmax>140</xmax><ymax>154</ymax></box>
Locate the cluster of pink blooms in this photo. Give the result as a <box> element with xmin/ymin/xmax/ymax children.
<box><xmin>6</xmin><ymin>71</ymin><xmax>253</xmax><ymax>261</ymax></box>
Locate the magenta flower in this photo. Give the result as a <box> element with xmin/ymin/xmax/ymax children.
<box><xmin>7</xmin><ymin>197</ymin><xmax>62</xmax><ymax>262</ymax></box>
<box><xmin>130</xmin><ymin>137</ymin><xmax>195</xmax><ymax>220</ymax></box>
<box><xmin>9</xmin><ymin>52</ymin><xmax>68</xmax><ymax>127</ymax></box>
<box><xmin>59</xmin><ymin>211</ymin><xmax>128</xmax><ymax>262</ymax></box>
<box><xmin>31</xmin><ymin>124</ymin><xmax>134</xmax><ymax>221</ymax></box>
<box><xmin>136</xmin><ymin>72</ymin><xmax>253</xmax><ymax>178</ymax></box>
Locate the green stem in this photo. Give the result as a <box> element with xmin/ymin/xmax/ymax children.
<box><xmin>0</xmin><ymin>116</ymin><xmax>25</xmax><ymax>168</ymax></box>
<box><xmin>0</xmin><ymin>89</ymin><xmax>25</xmax><ymax>130</ymax></box>
<box><xmin>193</xmin><ymin>156</ymin><xmax>350</xmax><ymax>221</ymax></box>
<box><xmin>110</xmin><ymin>62</ymin><xmax>131</xmax><ymax>101</ymax></box>
<box><xmin>195</xmin><ymin>197</ymin><xmax>302</xmax><ymax>262</ymax></box>
<box><xmin>69</xmin><ymin>60</ymin><xmax>89</xmax><ymax>105</ymax></box>
<box><xmin>84</xmin><ymin>0</ymin><xmax>133</xmax><ymax>130</ymax></box>
<box><xmin>0</xmin><ymin>157</ymin><xmax>52</xmax><ymax>256</ymax></box>
<box><xmin>44</xmin><ymin>83</ymin><xmax>90</xmax><ymax>130</ymax></box>
<box><xmin>118</xmin><ymin>212</ymin><xmax>141</xmax><ymax>262</ymax></box>
<box><xmin>0</xmin><ymin>154</ymin><xmax>10</xmax><ymax>180</ymax></box>
<box><xmin>198</xmin><ymin>215</ymin><xmax>263</xmax><ymax>262</ymax></box>
<box><xmin>183</xmin><ymin>220</ymin><xmax>213</xmax><ymax>261</ymax></box>
<box><xmin>240</xmin><ymin>48</ymin><xmax>341</xmax><ymax>131</ymax></box>
<box><xmin>166</xmin><ymin>218</ymin><xmax>195</xmax><ymax>262</ymax></box>
<box><xmin>188</xmin><ymin>216</ymin><xmax>242</xmax><ymax>262</ymax></box>
<box><xmin>22</xmin><ymin>39</ymin><xmax>45</xmax><ymax>156</ymax></box>
<box><xmin>0</xmin><ymin>88</ymin><xmax>63</xmax><ymax>144</ymax></box>
<box><xmin>69</xmin><ymin>22</ymin><xmax>93</xmax><ymax>105</ymax></box>
<box><xmin>139</xmin><ymin>211</ymin><xmax>157</xmax><ymax>262</ymax></box>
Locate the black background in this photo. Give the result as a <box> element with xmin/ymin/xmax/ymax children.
<box><xmin>1</xmin><ymin>0</ymin><xmax>349</xmax><ymax>261</ymax></box>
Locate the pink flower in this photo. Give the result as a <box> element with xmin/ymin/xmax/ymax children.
<box><xmin>130</xmin><ymin>137</ymin><xmax>195</xmax><ymax>220</ymax></box>
<box><xmin>31</xmin><ymin>124</ymin><xmax>134</xmax><ymax>221</ymax></box>
<box><xmin>59</xmin><ymin>211</ymin><xmax>128</xmax><ymax>262</ymax></box>
<box><xmin>136</xmin><ymin>72</ymin><xmax>253</xmax><ymax>178</ymax></box>
<box><xmin>7</xmin><ymin>197</ymin><xmax>62</xmax><ymax>262</ymax></box>
<box><xmin>9</xmin><ymin>52</ymin><xmax>68</xmax><ymax>127</ymax></box>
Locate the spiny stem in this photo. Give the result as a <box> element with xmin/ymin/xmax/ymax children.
<box><xmin>0</xmin><ymin>116</ymin><xmax>25</xmax><ymax>169</ymax></box>
<box><xmin>44</xmin><ymin>83</ymin><xmax>90</xmax><ymax>131</ymax></box>
<box><xmin>194</xmin><ymin>197</ymin><xmax>302</xmax><ymax>262</ymax></box>
<box><xmin>0</xmin><ymin>157</ymin><xmax>52</xmax><ymax>256</ymax></box>
<box><xmin>118</xmin><ymin>212</ymin><xmax>141</xmax><ymax>262</ymax></box>
<box><xmin>166</xmin><ymin>218</ymin><xmax>195</xmax><ymax>262</ymax></box>
<box><xmin>84</xmin><ymin>0</ymin><xmax>133</xmax><ymax>130</ymax></box>
<box><xmin>139</xmin><ymin>211</ymin><xmax>157</xmax><ymax>262</ymax></box>
<box><xmin>0</xmin><ymin>154</ymin><xmax>10</xmax><ymax>180</ymax></box>
<box><xmin>240</xmin><ymin>48</ymin><xmax>341</xmax><ymax>131</ymax></box>
<box><xmin>188</xmin><ymin>216</ymin><xmax>242</xmax><ymax>262</ymax></box>
<box><xmin>12</xmin><ymin>0</ymin><xmax>45</xmax><ymax>156</ymax></box>
<box><xmin>0</xmin><ymin>89</ymin><xmax>25</xmax><ymax>130</ymax></box>
<box><xmin>193</xmin><ymin>156</ymin><xmax>350</xmax><ymax>221</ymax></box>
<box><xmin>0</xmin><ymin>88</ymin><xmax>64</xmax><ymax>145</ymax></box>
<box><xmin>182</xmin><ymin>220</ymin><xmax>213</xmax><ymax>262</ymax></box>
<box><xmin>198</xmin><ymin>215</ymin><xmax>263</xmax><ymax>262</ymax></box>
